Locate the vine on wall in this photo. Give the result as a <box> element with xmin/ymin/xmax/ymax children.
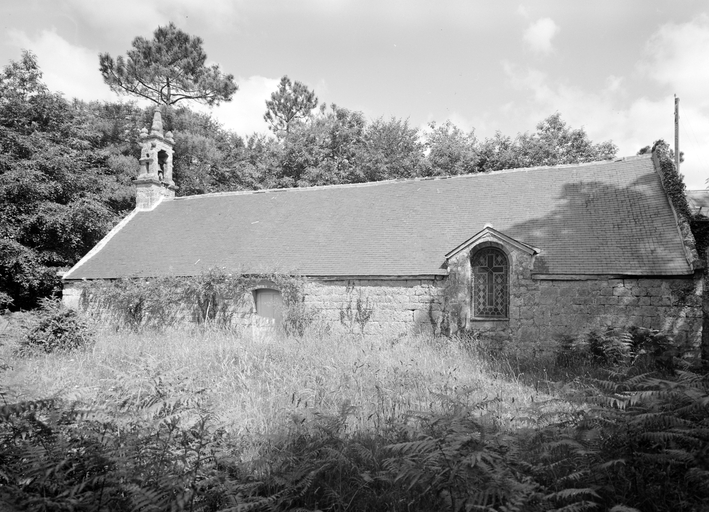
<box><xmin>652</xmin><ymin>139</ymin><xmax>692</xmax><ymax>219</ymax></box>
<box><xmin>80</xmin><ymin>269</ymin><xmax>317</xmax><ymax>334</ymax></box>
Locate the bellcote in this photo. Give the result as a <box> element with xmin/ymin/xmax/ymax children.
<box><xmin>134</xmin><ymin>111</ymin><xmax>177</xmax><ymax>210</ymax></box>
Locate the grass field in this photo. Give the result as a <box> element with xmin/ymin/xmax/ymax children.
<box><xmin>3</xmin><ymin>323</ymin><xmax>572</xmax><ymax>441</ymax></box>
<box><xmin>2</xmin><ymin>312</ymin><xmax>708</xmax><ymax>511</ymax></box>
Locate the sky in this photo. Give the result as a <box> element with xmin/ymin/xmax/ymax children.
<box><xmin>1</xmin><ymin>0</ymin><xmax>709</xmax><ymax>188</ymax></box>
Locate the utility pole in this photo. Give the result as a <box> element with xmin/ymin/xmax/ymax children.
<box><xmin>674</xmin><ymin>95</ymin><xmax>680</xmax><ymax>172</ymax></box>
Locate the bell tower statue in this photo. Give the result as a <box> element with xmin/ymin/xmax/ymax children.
<box><xmin>134</xmin><ymin>111</ymin><xmax>177</xmax><ymax>210</ymax></box>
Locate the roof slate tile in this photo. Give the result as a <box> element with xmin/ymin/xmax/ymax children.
<box><xmin>65</xmin><ymin>154</ymin><xmax>693</xmax><ymax>280</ymax></box>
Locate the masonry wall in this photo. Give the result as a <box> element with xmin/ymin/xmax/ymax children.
<box><xmin>301</xmin><ymin>243</ymin><xmax>703</xmax><ymax>355</ymax></box>
<box><xmin>63</xmin><ymin>262</ymin><xmax>703</xmax><ymax>354</ymax></box>
<box><xmin>62</xmin><ymin>281</ymin><xmax>82</xmax><ymax>310</ymax></box>
<box><xmin>302</xmin><ymin>279</ymin><xmax>445</xmax><ymax>336</ymax></box>
<box><xmin>440</xmin><ymin>239</ymin><xmax>704</xmax><ymax>354</ymax></box>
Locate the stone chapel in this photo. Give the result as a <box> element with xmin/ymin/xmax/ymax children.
<box><xmin>62</xmin><ymin>112</ymin><xmax>705</xmax><ymax>352</ymax></box>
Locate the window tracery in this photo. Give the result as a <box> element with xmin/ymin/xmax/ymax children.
<box><xmin>471</xmin><ymin>247</ymin><xmax>509</xmax><ymax>318</ymax></box>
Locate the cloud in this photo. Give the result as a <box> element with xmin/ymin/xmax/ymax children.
<box><xmin>6</xmin><ymin>27</ymin><xmax>277</xmax><ymax>137</ymax></box>
<box><xmin>207</xmin><ymin>76</ymin><xmax>280</xmax><ymax>136</ymax></box>
<box><xmin>642</xmin><ymin>14</ymin><xmax>709</xmax><ymax>108</ymax></box>
<box><xmin>500</xmin><ymin>59</ymin><xmax>709</xmax><ymax>189</ymax></box>
<box><xmin>499</xmin><ymin>13</ymin><xmax>709</xmax><ymax>188</ymax></box>
<box><xmin>523</xmin><ymin>18</ymin><xmax>559</xmax><ymax>55</ymax></box>
<box><xmin>63</xmin><ymin>0</ymin><xmax>241</xmax><ymax>35</ymax></box>
<box><xmin>7</xmin><ymin>28</ymin><xmax>115</xmax><ymax>102</ymax></box>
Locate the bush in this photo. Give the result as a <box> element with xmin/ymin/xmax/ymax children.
<box><xmin>81</xmin><ymin>269</ymin><xmax>320</xmax><ymax>335</ymax></box>
<box><xmin>555</xmin><ymin>326</ymin><xmax>680</xmax><ymax>372</ymax></box>
<box><xmin>18</xmin><ymin>299</ymin><xmax>94</xmax><ymax>354</ymax></box>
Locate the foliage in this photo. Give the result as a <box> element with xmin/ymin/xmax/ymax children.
<box><xmin>0</xmin><ymin>53</ymin><xmax>135</xmax><ymax>308</ymax></box>
<box><xmin>476</xmin><ymin>113</ymin><xmax>617</xmax><ymax>172</ymax></box>
<box><xmin>81</xmin><ymin>269</ymin><xmax>318</xmax><ymax>334</ymax></box>
<box><xmin>359</xmin><ymin>116</ymin><xmax>425</xmax><ymax>181</ymax></box>
<box><xmin>0</xmin><ymin>291</ymin><xmax>13</xmax><ymax>310</ymax></box>
<box><xmin>423</xmin><ymin>120</ymin><xmax>479</xmax><ymax>176</ymax></box>
<box><xmin>0</xmin><ymin>368</ymin><xmax>243</xmax><ymax>511</ymax></box>
<box><xmin>555</xmin><ymin>326</ymin><xmax>679</xmax><ymax>372</ymax></box>
<box><xmin>84</xmin><ymin>276</ymin><xmax>191</xmax><ymax>331</ymax></box>
<box><xmin>4</xmin><ymin>320</ymin><xmax>709</xmax><ymax>512</ymax></box>
<box><xmin>339</xmin><ymin>285</ymin><xmax>375</xmax><ymax>334</ymax></box>
<box><xmin>264</xmin><ymin>75</ymin><xmax>318</xmax><ymax>136</ymax></box>
<box><xmin>385</xmin><ymin>407</ymin><xmax>539</xmax><ymax>511</ymax></box>
<box><xmin>651</xmin><ymin>139</ymin><xmax>692</xmax><ymax>220</ymax></box>
<box><xmin>524</xmin><ymin>368</ymin><xmax>709</xmax><ymax>512</ymax></box>
<box><xmin>99</xmin><ymin>22</ymin><xmax>237</xmax><ymax>107</ymax></box>
<box><xmin>18</xmin><ymin>298</ymin><xmax>94</xmax><ymax>354</ymax></box>
<box><xmin>270</xmin><ymin>274</ymin><xmax>320</xmax><ymax>337</ymax></box>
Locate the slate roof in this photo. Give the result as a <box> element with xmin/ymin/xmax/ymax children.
<box><xmin>64</xmin><ymin>154</ymin><xmax>694</xmax><ymax>280</ymax></box>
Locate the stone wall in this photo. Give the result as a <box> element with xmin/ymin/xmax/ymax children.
<box><xmin>297</xmin><ymin>241</ymin><xmax>703</xmax><ymax>354</ymax></box>
<box><xmin>135</xmin><ymin>179</ymin><xmax>175</xmax><ymax>210</ymax></box>
<box><xmin>302</xmin><ymin>279</ymin><xmax>444</xmax><ymax>336</ymax></box>
<box><xmin>63</xmin><ymin>261</ymin><xmax>703</xmax><ymax>353</ymax></box>
<box><xmin>506</xmin><ymin>276</ymin><xmax>703</xmax><ymax>355</ymax></box>
<box><xmin>62</xmin><ymin>281</ymin><xmax>83</xmax><ymax>310</ymax></box>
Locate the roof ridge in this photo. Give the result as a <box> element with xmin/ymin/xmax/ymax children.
<box><xmin>174</xmin><ymin>154</ymin><xmax>648</xmax><ymax>201</ymax></box>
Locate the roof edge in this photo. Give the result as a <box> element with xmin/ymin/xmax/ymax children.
<box><xmin>651</xmin><ymin>151</ymin><xmax>703</xmax><ymax>271</ymax></box>
<box><xmin>63</xmin><ymin>209</ymin><xmax>140</xmax><ymax>281</ymax></box>
<box><xmin>532</xmin><ymin>272</ymin><xmax>696</xmax><ymax>280</ymax></box>
<box><xmin>172</xmin><ymin>155</ymin><xmax>648</xmax><ymax>202</ymax></box>
<box><xmin>445</xmin><ymin>225</ymin><xmax>539</xmax><ymax>260</ymax></box>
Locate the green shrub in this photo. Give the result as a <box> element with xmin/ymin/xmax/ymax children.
<box><xmin>18</xmin><ymin>299</ymin><xmax>94</xmax><ymax>354</ymax></box>
<box><xmin>554</xmin><ymin>326</ymin><xmax>679</xmax><ymax>373</ymax></box>
<box><xmin>339</xmin><ymin>286</ymin><xmax>375</xmax><ymax>335</ymax></box>
<box><xmin>81</xmin><ymin>269</ymin><xmax>320</xmax><ymax>334</ymax></box>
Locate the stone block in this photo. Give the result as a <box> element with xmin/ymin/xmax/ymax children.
<box><xmin>520</xmin><ymin>308</ymin><xmax>535</xmax><ymax>320</ymax></box>
<box><xmin>619</xmin><ymin>296</ymin><xmax>638</xmax><ymax>307</ymax></box>
<box><xmin>613</xmin><ymin>286</ymin><xmax>632</xmax><ymax>297</ymax></box>
<box><xmin>577</xmin><ymin>287</ymin><xmax>592</xmax><ymax>297</ymax></box>
<box><xmin>559</xmin><ymin>287</ymin><xmax>576</xmax><ymax>298</ymax></box>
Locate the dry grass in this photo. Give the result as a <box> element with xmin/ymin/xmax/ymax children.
<box><xmin>3</xmin><ymin>322</ymin><xmax>577</xmax><ymax>447</ymax></box>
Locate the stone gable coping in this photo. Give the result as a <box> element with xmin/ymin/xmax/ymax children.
<box><xmin>445</xmin><ymin>226</ymin><xmax>540</xmax><ymax>260</ymax></box>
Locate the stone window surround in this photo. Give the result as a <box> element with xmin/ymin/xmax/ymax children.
<box><xmin>469</xmin><ymin>240</ymin><xmax>512</xmax><ymax>323</ymax></box>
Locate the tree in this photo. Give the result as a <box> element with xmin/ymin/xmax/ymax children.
<box><xmin>99</xmin><ymin>23</ymin><xmax>237</xmax><ymax>107</ymax></box>
<box><xmin>264</xmin><ymin>76</ymin><xmax>318</xmax><ymax>136</ymax></box>
<box><xmin>423</xmin><ymin>121</ymin><xmax>479</xmax><ymax>176</ymax></box>
<box><xmin>476</xmin><ymin>113</ymin><xmax>617</xmax><ymax>173</ymax></box>
<box><xmin>358</xmin><ymin>117</ymin><xmax>425</xmax><ymax>181</ymax></box>
<box><xmin>1</xmin><ymin>54</ymin><xmax>135</xmax><ymax>308</ymax></box>
<box><xmin>274</xmin><ymin>104</ymin><xmax>366</xmax><ymax>187</ymax></box>
<box><xmin>515</xmin><ymin>113</ymin><xmax>617</xmax><ymax>168</ymax></box>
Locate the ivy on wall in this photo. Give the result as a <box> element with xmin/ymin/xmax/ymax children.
<box><xmin>652</xmin><ymin>140</ymin><xmax>692</xmax><ymax>219</ymax></box>
<box><xmin>80</xmin><ymin>268</ymin><xmax>317</xmax><ymax>335</ymax></box>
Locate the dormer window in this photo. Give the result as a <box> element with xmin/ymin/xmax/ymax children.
<box><xmin>471</xmin><ymin>247</ymin><xmax>509</xmax><ymax>318</ymax></box>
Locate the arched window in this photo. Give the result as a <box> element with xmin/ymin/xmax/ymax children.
<box><xmin>253</xmin><ymin>288</ymin><xmax>283</xmax><ymax>326</ymax></box>
<box><xmin>471</xmin><ymin>247</ymin><xmax>509</xmax><ymax>318</ymax></box>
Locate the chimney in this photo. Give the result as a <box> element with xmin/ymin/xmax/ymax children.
<box><xmin>134</xmin><ymin>111</ymin><xmax>177</xmax><ymax>210</ymax></box>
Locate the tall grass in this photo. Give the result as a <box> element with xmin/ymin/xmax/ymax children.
<box><xmin>5</xmin><ymin>317</ymin><xmax>706</xmax><ymax>511</ymax></box>
<box><xmin>4</xmin><ymin>327</ymin><xmax>570</xmax><ymax>443</ymax></box>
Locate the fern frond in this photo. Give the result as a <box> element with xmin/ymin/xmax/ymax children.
<box><xmin>608</xmin><ymin>506</ymin><xmax>641</xmax><ymax>512</ymax></box>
